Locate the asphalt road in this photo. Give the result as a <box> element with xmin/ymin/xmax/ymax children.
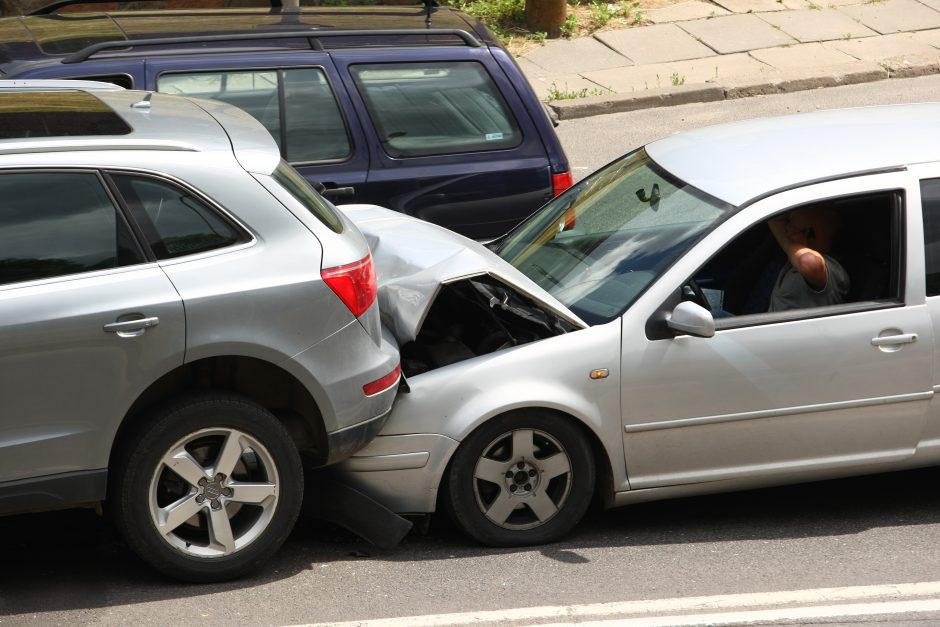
<box><xmin>2</xmin><ymin>467</ymin><xmax>940</xmax><ymax>625</ymax></box>
<box><xmin>6</xmin><ymin>75</ymin><xmax>940</xmax><ymax>626</ymax></box>
<box><xmin>557</xmin><ymin>73</ymin><xmax>940</xmax><ymax>181</ymax></box>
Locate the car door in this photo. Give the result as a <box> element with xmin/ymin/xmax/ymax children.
<box><xmin>0</xmin><ymin>169</ymin><xmax>185</xmax><ymax>483</ymax></box>
<box><xmin>145</xmin><ymin>53</ymin><xmax>370</xmax><ymax>199</ymax></box>
<box><xmin>619</xmin><ymin>172</ymin><xmax>934</xmax><ymax>490</ymax></box>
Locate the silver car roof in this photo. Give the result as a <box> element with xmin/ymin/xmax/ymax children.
<box><xmin>645</xmin><ymin>102</ymin><xmax>940</xmax><ymax>207</ymax></box>
<box><xmin>0</xmin><ymin>88</ymin><xmax>280</xmax><ymax>174</ymax></box>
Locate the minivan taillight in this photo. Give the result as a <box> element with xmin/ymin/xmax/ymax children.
<box><xmin>552</xmin><ymin>171</ymin><xmax>573</xmax><ymax>197</ymax></box>
<box><xmin>321</xmin><ymin>254</ymin><xmax>377</xmax><ymax>318</ymax></box>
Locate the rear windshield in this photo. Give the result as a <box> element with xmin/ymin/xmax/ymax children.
<box><xmin>350</xmin><ymin>61</ymin><xmax>521</xmax><ymax>158</ymax></box>
<box><xmin>0</xmin><ymin>91</ymin><xmax>131</xmax><ymax>138</ymax></box>
<box><xmin>271</xmin><ymin>161</ymin><xmax>344</xmax><ymax>234</ymax></box>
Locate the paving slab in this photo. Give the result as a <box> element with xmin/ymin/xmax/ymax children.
<box><xmin>837</xmin><ymin>0</ymin><xmax>940</xmax><ymax>35</ymax></box>
<box><xmin>523</xmin><ymin>73</ymin><xmax>613</xmax><ymax>100</ymax></box>
<box><xmin>710</xmin><ymin>0</ymin><xmax>789</xmax><ymax>13</ymax></box>
<box><xmin>516</xmin><ymin>57</ymin><xmax>551</xmax><ymax>79</ymax></box>
<box><xmin>829</xmin><ymin>32</ymin><xmax>940</xmax><ymax>61</ymax></box>
<box><xmin>582</xmin><ymin>53</ymin><xmax>772</xmax><ymax>92</ymax></box>
<box><xmin>758</xmin><ymin>8</ymin><xmax>877</xmax><ymax>42</ymax></box>
<box><xmin>879</xmin><ymin>53</ymin><xmax>940</xmax><ymax>77</ymax></box>
<box><xmin>821</xmin><ymin>0</ymin><xmax>866</xmax><ymax>6</ymax></box>
<box><xmin>521</xmin><ymin>37</ymin><xmax>631</xmax><ymax>75</ymax></box>
<box><xmin>595</xmin><ymin>23</ymin><xmax>717</xmax><ymax>63</ymax></box>
<box><xmin>645</xmin><ymin>1</ymin><xmax>730</xmax><ymax>23</ymax></box>
<box><xmin>748</xmin><ymin>41</ymin><xmax>860</xmax><ymax>68</ymax></box>
<box><xmin>678</xmin><ymin>13</ymin><xmax>797</xmax><ymax>54</ymax></box>
<box><xmin>920</xmin><ymin>0</ymin><xmax>940</xmax><ymax>10</ymax></box>
<box><xmin>719</xmin><ymin>60</ymin><xmax>887</xmax><ymax>96</ymax></box>
<box><xmin>910</xmin><ymin>27</ymin><xmax>940</xmax><ymax>48</ymax></box>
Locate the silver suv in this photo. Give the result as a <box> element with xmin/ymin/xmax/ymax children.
<box><xmin>0</xmin><ymin>83</ymin><xmax>400</xmax><ymax>582</ymax></box>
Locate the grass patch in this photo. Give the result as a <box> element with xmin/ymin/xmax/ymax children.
<box><xmin>546</xmin><ymin>82</ymin><xmax>606</xmax><ymax>100</ymax></box>
<box><xmin>445</xmin><ymin>0</ymin><xmax>646</xmax><ymax>45</ymax></box>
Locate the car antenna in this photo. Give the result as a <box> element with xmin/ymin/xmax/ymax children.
<box><xmin>424</xmin><ymin>0</ymin><xmax>438</xmax><ymax>27</ymax></box>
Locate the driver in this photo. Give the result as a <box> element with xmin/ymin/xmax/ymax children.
<box><xmin>766</xmin><ymin>204</ymin><xmax>849</xmax><ymax>311</ymax></box>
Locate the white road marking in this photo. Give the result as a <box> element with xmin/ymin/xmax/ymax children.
<box><xmin>296</xmin><ymin>581</ymin><xmax>940</xmax><ymax>627</ymax></box>
<box><xmin>537</xmin><ymin>598</ymin><xmax>940</xmax><ymax>626</ymax></box>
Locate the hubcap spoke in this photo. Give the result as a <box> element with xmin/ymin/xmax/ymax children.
<box><xmin>207</xmin><ymin>505</ymin><xmax>236</xmax><ymax>555</ymax></box>
<box><xmin>511</xmin><ymin>429</ymin><xmax>536</xmax><ymax>461</ymax></box>
<box><xmin>213</xmin><ymin>430</ymin><xmax>245</xmax><ymax>478</ymax></box>
<box><xmin>539</xmin><ymin>452</ymin><xmax>571</xmax><ymax>481</ymax></box>
<box><xmin>485</xmin><ymin>491</ymin><xmax>518</xmax><ymax>525</ymax></box>
<box><xmin>158</xmin><ymin>493</ymin><xmax>202</xmax><ymax>535</ymax></box>
<box><xmin>229</xmin><ymin>482</ymin><xmax>277</xmax><ymax>505</ymax></box>
<box><xmin>527</xmin><ymin>491</ymin><xmax>559</xmax><ymax>522</ymax></box>
<box><xmin>474</xmin><ymin>457</ymin><xmax>507</xmax><ymax>484</ymax></box>
<box><xmin>163</xmin><ymin>448</ymin><xmax>208</xmax><ymax>488</ymax></box>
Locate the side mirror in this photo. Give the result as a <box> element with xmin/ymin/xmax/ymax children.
<box><xmin>666</xmin><ymin>301</ymin><xmax>715</xmax><ymax>338</ymax></box>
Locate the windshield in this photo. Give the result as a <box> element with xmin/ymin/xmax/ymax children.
<box><xmin>496</xmin><ymin>149</ymin><xmax>732</xmax><ymax>325</ymax></box>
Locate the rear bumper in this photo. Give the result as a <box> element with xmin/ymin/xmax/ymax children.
<box><xmin>323</xmin><ymin>406</ymin><xmax>394</xmax><ymax>465</ymax></box>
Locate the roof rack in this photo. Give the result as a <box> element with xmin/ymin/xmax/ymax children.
<box><xmin>27</xmin><ymin>0</ymin><xmax>439</xmax><ymax>17</ymax></box>
<box><xmin>61</xmin><ymin>28</ymin><xmax>481</xmax><ymax>64</ymax></box>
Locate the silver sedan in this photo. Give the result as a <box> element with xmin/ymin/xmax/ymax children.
<box><xmin>335</xmin><ymin>103</ymin><xmax>940</xmax><ymax>546</ymax></box>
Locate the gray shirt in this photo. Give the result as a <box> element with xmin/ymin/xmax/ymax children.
<box><xmin>768</xmin><ymin>255</ymin><xmax>850</xmax><ymax>312</ymax></box>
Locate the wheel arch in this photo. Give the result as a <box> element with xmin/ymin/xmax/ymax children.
<box><xmin>108</xmin><ymin>355</ymin><xmax>328</xmax><ymax>480</ymax></box>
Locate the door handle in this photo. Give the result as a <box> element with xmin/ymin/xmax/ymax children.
<box><xmin>103</xmin><ymin>316</ymin><xmax>160</xmax><ymax>338</ymax></box>
<box><xmin>871</xmin><ymin>333</ymin><xmax>918</xmax><ymax>347</ymax></box>
<box><xmin>322</xmin><ymin>185</ymin><xmax>356</xmax><ymax>200</ymax></box>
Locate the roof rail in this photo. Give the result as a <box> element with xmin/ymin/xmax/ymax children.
<box><xmin>61</xmin><ymin>28</ymin><xmax>480</xmax><ymax>64</ymax></box>
<box><xmin>0</xmin><ymin>78</ymin><xmax>125</xmax><ymax>91</ymax></box>
<box><xmin>27</xmin><ymin>0</ymin><xmax>442</xmax><ymax>16</ymax></box>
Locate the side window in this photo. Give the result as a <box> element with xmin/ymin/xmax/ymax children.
<box><xmin>921</xmin><ymin>178</ymin><xmax>940</xmax><ymax>296</ymax></box>
<box><xmin>0</xmin><ymin>171</ymin><xmax>144</xmax><ymax>286</ymax></box>
<box><xmin>156</xmin><ymin>68</ymin><xmax>351</xmax><ymax>163</ymax></box>
<box><xmin>349</xmin><ymin>61</ymin><xmax>522</xmax><ymax>158</ymax></box>
<box><xmin>689</xmin><ymin>191</ymin><xmax>900</xmax><ymax>320</ymax></box>
<box><xmin>110</xmin><ymin>174</ymin><xmax>246</xmax><ymax>260</ymax></box>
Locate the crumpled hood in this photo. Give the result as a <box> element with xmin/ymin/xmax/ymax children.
<box><xmin>343</xmin><ymin>205</ymin><xmax>586</xmax><ymax>344</ymax></box>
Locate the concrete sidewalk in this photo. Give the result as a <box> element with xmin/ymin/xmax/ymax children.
<box><xmin>521</xmin><ymin>0</ymin><xmax>940</xmax><ymax>119</ymax></box>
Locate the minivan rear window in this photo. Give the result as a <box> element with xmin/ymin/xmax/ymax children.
<box><xmin>157</xmin><ymin>67</ymin><xmax>351</xmax><ymax>164</ymax></box>
<box><xmin>350</xmin><ymin>61</ymin><xmax>522</xmax><ymax>158</ymax></box>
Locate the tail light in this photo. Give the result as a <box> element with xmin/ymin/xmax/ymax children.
<box><xmin>321</xmin><ymin>254</ymin><xmax>377</xmax><ymax>318</ymax></box>
<box><xmin>363</xmin><ymin>364</ymin><xmax>401</xmax><ymax>396</ymax></box>
<box><xmin>552</xmin><ymin>171</ymin><xmax>573</xmax><ymax>197</ymax></box>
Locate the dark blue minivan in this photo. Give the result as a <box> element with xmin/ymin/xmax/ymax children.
<box><xmin>0</xmin><ymin>3</ymin><xmax>572</xmax><ymax>238</ymax></box>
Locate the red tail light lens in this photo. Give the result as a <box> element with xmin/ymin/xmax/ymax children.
<box><xmin>321</xmin><ymin>254</ymin><xmax>377</xmax><ymax>318</ymax></box>
<box><xmin>363</xmin><ymin>364</ymin><xmax>401</xmax><ymax>396</ymax></box>
<box><xmin>552</xmin><ymin>171</ymin><xmax>573</xmax><ymax>197</ymax></box>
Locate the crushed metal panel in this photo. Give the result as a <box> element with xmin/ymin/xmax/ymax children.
<box><xmin>343</xmin><ymin>204</ymin><xmax>586</xmax><ymax>346</ymax></box>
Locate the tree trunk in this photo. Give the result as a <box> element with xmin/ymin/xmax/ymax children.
<box><xmin>525</xmin><ymin>0</ymin><xmax>567</xmax><ymax>38</ymax></box>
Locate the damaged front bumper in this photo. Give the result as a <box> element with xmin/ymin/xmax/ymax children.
<box><xmin>325</xmin><ymin>433</ymin><xmax>459</xmax><ymax>514</ymax></box>
<box><xmin>312</xmin><ymin>206</ymin><xmax>588</xmax><ymax>522</ymax></box>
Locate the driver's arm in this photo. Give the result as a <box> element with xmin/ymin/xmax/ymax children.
<box><xmin>767</xmin><ymin>215</ymin><xmax>828</xmax><ymax>290</ymax></box>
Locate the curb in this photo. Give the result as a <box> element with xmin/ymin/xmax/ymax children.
<box><xmin>547</xmin><ymin>57</ymin><xmax>940</xmax><ymax>121</ymax></box>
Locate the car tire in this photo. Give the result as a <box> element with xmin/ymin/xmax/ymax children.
<box><xmin>444</xmin><ymin>410</ymin><xmax>595</xmax><ymax>547</ymax></box>
<box><xmin>110</xmin><ymin>393</ymin><xmax>303</xmax><ymax>583</ymax></box>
